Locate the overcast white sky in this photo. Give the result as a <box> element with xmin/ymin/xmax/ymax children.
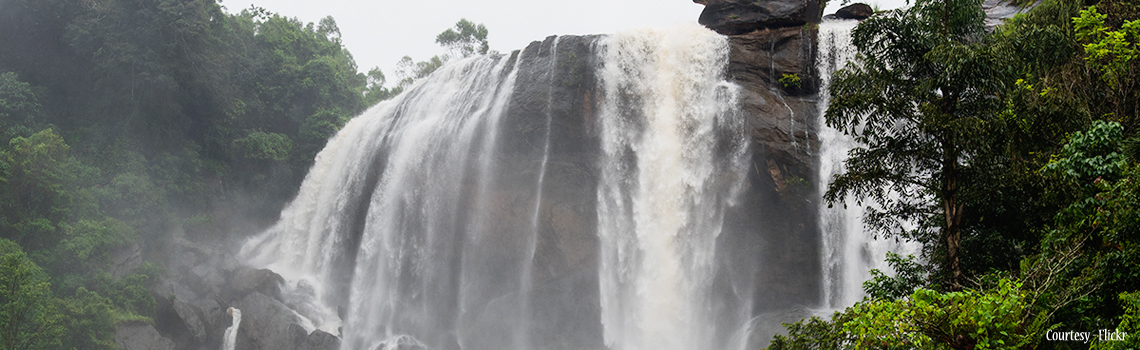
<box><xmin>220</xmin><ymin>0</ymin><xmax>908</xmax><ymax>86</ymax></box>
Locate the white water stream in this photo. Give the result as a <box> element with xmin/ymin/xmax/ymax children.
<box><xmin>233</xmin><ymin>20</ymin><xmax>911</xmax><ymax>350</ymax></box>
<box><xmin>221</xmin><ymin>307</ymin><xmax>241</xmax><ymax>350</ymax></box>
<box><xmin>595</xmin><ymin>25</ymin><xmax>749</xmax><ymax>350</ymax></box>
<box><xmin>815</xmin><ymin>19</ymin><xmax>922</xmax><ymax>308</ymax></box>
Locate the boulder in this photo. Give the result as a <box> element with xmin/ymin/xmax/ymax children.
<box><xmin>834</xmin><ymin>3</ymin><xmax>874</xmax><ymax>20</ymax></box>
<box><xmin>172</xmin><ymin>298</ymin><xmax>208</xmax><ymax>342</ymax></box>
<box><xmin>229</xmin><ymin>266</ymin><xmax>285</xmax><ymax>302</ymax></box>
<box><xmin>291</xmin><ymin>324</ymin><xmax>341</xmax><ymax>350</ymax></box>
<box><xmin>189</xmin><ymin>297</ymin><xmax>227</xmax><ymax>339</ymax></box>
<box><xmin>116</xmin><ymin>322</ymin><xmax>176</xmax><ymax>350</ymax></box>
<box><xmin>235</xmin><ymin>292</ymin><xmax>304</xmax><ymax>350</ymax></box>
<box><xmin>696</xmin><ymin>0</ymin><xmax>822</xmax><ymax>35</ymax></box>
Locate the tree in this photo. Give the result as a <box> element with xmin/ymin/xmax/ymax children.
<box><xmin>395</xmin><ymin>19</ymin><xmax>493</xmax><ymax>88</ymax></box>
<box><xmin>1074</xmin><ymin>5</ymin><xmax>1140</xmax><ymax>126</ymax></box>
<box><xmin>0</xmin><ymin>129</ymin><xmax>76</xmax><ymax>252</ymax></box>
<box><xmin>395</xmin><ymin>55</ymin><xmax>447</xmax><ymax>88</ymax></box>
<box><xmin>435</xmin><ymin>18</ymin><xmax>490</xmax><ymax>59</ymax></box>
<box><xmin>845</xmin><ymin>279</ymin><xmax>1047</xmax><ymax>350</ymax></box>
<box><xmin>0</xmin><ymin>72</ymin><xmax>40</xmax><ymax>141</ymax></box>
<box><xmin>0</xmin><ymin>239</ymin><xmax>61</xmax><ymax>350</ymax></box>
<box><xmin>824</xmin><ymin>0</ymin><xmax>1010</xmax><ymax>288</ymax></box>
<box><xmin>363</xmin><ymin>67</ymin><xmax>400</xmax><ymax>106</ymax></box>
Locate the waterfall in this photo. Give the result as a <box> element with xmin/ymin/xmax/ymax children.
<box><xmin>595</xmin><ymin>25</ymin><xmax>748</xmax><ymax>350</ymax></box>
<box><xmin>815</xmin><ymin>19</ymin><xmax>921</xmax><ymax>308</ymax></box>
<box><xmin>222</xmin><ymin>307</ymin><xmax>241</xmax><ymax>350</ymax></box>
<box><xmin>241</xmin><ymin>23</ymin><xmax>753</xmax><ymax>350</ymax></box>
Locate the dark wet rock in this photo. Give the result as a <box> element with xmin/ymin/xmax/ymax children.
<box><xmin>984</xmin><ymin>0</ymin><xmax>1032</xmax><ymax>30</ymax></box>
<box><xmin>292</xmin><ymin>325</ymin><xmax>341</xmax><ymax>350</ymax></box>
<box><xmin>151</xmin><ymin>278</ymin><xmax>197</xmax><ymax>306</ymax></box>
<box><xmin>189</xmin><ymin>297</ymin><xmax>227</xmax><ymax>341</ymax></box>
<box><xmin>116</xmin><ymin>322</ymin><xmax>176</xmax><ymax>350</ymax></box>
<box><xmin>696</xmin><ymin>0</ymin><xmax>823</xmax><ymax>35</ymax></box>
<box><xmin>235</xmin><ymin>292</ymin><xmax>304</xmax><ymax>350</ymax></box>
<box><xmin>169</xmin><ymin>238</ymin><xmax>240</xmax><ymax>298</ymax></box>
<box><xmin>719</xmin><ymin>4</ymin><xmax>823</xmax><ymax>323</ymax></box>
<box><xmin>497</xmin><ymin>35</ymin><xmax>607</xmax><ymax>350</ymax></box>
<box><xmin>835</xmin><ymin>3</ymin><xmax>874</xmax><ymax>20</ymax></box>
<box><xmin>173</xmin><ymin>298</ymin><xmax>208</xmax><ymax>342</ymax></box>
<box><xmin>727</xmin><ymin>26</ymin><xmax>821</xmax><ymax>183</ymax></box>
<box><xmin>229</xmin><ymin>266</ymin><xmax>285</xmax><ymax>302</ymax></box>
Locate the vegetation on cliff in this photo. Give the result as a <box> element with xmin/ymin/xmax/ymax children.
<box><xmin>0</xmin><ymin>0</ymin><xmax>492</xmax><ymax>346</ymax></box>
<box><xmin>771</xmin><ymin>0</ymin><xmax>1140</xmax><ymax>349</ymax></box>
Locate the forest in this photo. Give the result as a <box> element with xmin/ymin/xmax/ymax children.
<box><xmin>0</xmin><ymin>0</ymin><xmax>414</xmax><ymax>346</ymax></box>
<box><xmin>0</xmin><ymin>0</ymin><xmax>1138</xmax><ymax>348</ymax></box>
<box><xmin>771</xmin><ymin>0</ymin><xmax>1140</xmax><ymax>349</ymax></box>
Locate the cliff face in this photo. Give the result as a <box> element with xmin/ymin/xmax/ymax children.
<box><xmin>697</xmin><ymin>0</ymin><xmax>822</xmax><ymax>35</ymax></box>
<box><xmin>700</xmin><ymin>1</ymin><xmax>825</xmax><ymax>343</ymax></box>
<box><xmin>144</xmin><ymin>5</ymin><xmax>828</xmax><ymax>349</ymax></box>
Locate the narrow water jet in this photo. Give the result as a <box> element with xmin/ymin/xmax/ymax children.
<box><xmin>222</xmin><ymin>307</ymin><xmax>241</xmax><ymax>350</ymax></box>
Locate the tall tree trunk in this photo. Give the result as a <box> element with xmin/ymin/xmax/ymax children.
<box><xmin>942</xmin><ymin>139</ymin><xmax>964</xmax><ymax>290</ymax></box>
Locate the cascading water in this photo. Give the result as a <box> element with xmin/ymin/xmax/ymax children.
<box><xmin>222</xmin><ymin>307</ymin><xmax>241</xmax><ymax>350</ymax></box>
<box><xmin>595</xmin><ymin>26</ymin><xmax>749</xmax><ymax>350</ymax></box>
<box><xmin>241</xmin><ymin>22</ymin><xmax>764</xmax><ymax>350</ymax></box>
<box><xmin>815</xmin><ymin>19</ymin><xmax>922</xmax><ymax>308</ymax></box>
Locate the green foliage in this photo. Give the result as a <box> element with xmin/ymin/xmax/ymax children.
<box><xmin>435</xmin><ymin>18</ymin><xmax>490</xmax><ymax>58</ymax></box>
<box><xmin>863</xmin><ymin>252</ymin><xmax>930</xmax><ymax>300</ymax></box>
<box><xmin>0</xmin><ymin>239</ymin><xmax>62</xmax><ymax>350</ymax></box>
<box><xmin>233</xmin><ymin>131</ymin><xmax>294</xmax><ymax>161</ymax></box>
<box><xmin>364</xmin><ymin>67</ymin><xmax>401</xmax><ymax>106</ymax></box>
<box><xmin>55</xmin><ymin>288</ymin><xmax>117</xmax><ymax>350</ymax></box>
<box><xmin>780</xmin><ymin>73</ymin><xmax>802</xmax><ymax>89</ymax></box>
<box><xmin>0</xmin><ymin>72</ymin><xmax>39</xmax><ymax>141</ymax></box>
<box><xmin>766</xmin><ymin>311</ymin><xmax>856</xmax><ymax>350</ymax></box>
<box><xmin>95</xmin><ymin>270</ymin><xmax>157</xmax><ymax>324</ymax></box>
<box><xmin>396</xmin><ymin>55</ymin><xmax>448</xmax><ymax>88</ymax></box>
<box><xmin>396</xmin><ymin>19</ymin><xmax>494</xmax><ymax>88</ymax></box>
<box><xmin>825</xmin><ymin>0</ymin><xmax>1010</xmax><ymax>287</ymax></box>
<box><xmin>1046</xmin><ymin>120</ymin><xmax>1128</xmax><ymax>189</ymax></box>
<box><xmin>1092</xmin><ymin>292</ymin><xmax>1140</xmax><ymax>349</ymax></box>
<box><xmin>846</xmin><ymin>279</ymin><xmax>1047</xmax><ymax>350</ymax></box>
<box><xmin>0</xmin><ymin>129</ymin><xmax>76</xmax><ymax>251</ymax></box>
<box><xmin>1074</xmin><ymin>6</ymin><xmax>1140</xmax><ymax>88</ymax></box>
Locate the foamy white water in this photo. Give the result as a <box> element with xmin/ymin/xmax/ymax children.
<box><xmin>221</xmin><ymin>307</ymin><xmax>241</xmax><ymax>350</ymax></box>
<box><xmin>595</xmin><ymin>23</ymin><xmax>749</xmax><ymax>350</ymax></box>
<box><xmin>242</xmin><ymin>23</ymin><xmax>755</xmax><ymax>350</ymax></box>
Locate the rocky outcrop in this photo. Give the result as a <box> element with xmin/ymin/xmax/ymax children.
<box><xmin>291</xmin><ymin>325</ymin><xmax>340</xmax><ymax>350</ymax></box>
<box><xmin>147</xmin><ymin>6</ymin><xmax>828</xmax><ymax>349</ymax></box>
<box><xmin>696</xmin><ymin>0</ymin><xmax>822</xmax><ymax>35</ymax></box>
<box><xmin>141</xmin><ymin>237</ymin><xmax>332</xmax><ymax>350</ymax></box>
<box><xmin>116</xmin><ymin>322</ymin><xmax>176</xmax><ymax>350</ymax></box>
<box><xmin>234</xmin><ymin>292</ymin><xmax>303</xmax><ymax>350</ymax></box>
<box><xmin>835</xmin><ymin>3</ymin><xmax>874</xmax><ymax>20</ymax></box>
<box><xmin>229</xmin><ymin>266</ymin><xmax>285</xmax><ymax>301</ymax></box>
<box><xmin>699</xmin><ymin>0</ymin><xmax>825</xmax><ymax>343</ymax></box>
<box><xmin>983</xmin><ymin>0</ymin><xmax>1031</xmax><ymax>30</ymax></box>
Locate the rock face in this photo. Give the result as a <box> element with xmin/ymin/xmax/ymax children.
<box><xmin>141</xmin><ymin>237</ymin><xmax>330</xmax><ymax>350</ymax></box>
<box><xmin>697</xmin><ymin>0</ymin><xmax>822</xmax><ymax>35</ymax></box>
<box><xmin>146</xmin><ymin>5</ymin><xmax>828</xmax><ymax>349</ymax></box>
<box><xmin>116</xmin><ymin>322</ymin><xmax>176</xmax><ymax>350</ymax></box>
<box><xmin>697</xmin><ymin>0</ymin><xmax>825</xmax><ymax>343</ymax></box>
<box><xmin>835</xmin><ymin>3</ymin><xmax>874</xmax><ymax>20</ymax></box>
